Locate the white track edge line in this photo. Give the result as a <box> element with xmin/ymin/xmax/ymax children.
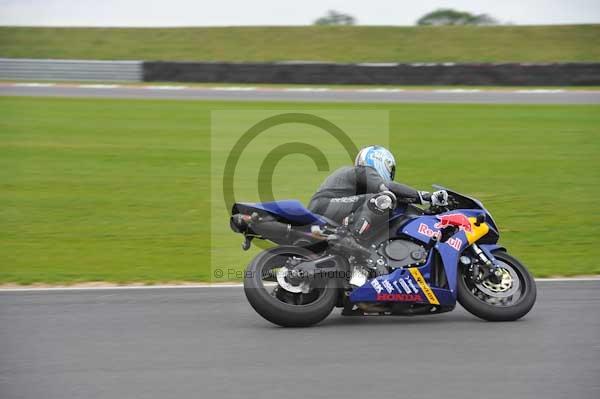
<box><xmin>5</xmin><ymin>83</ymin><xmax>589</xmax><ymax>94</ymax></box>
<box><xmin>0</xmin><ymin>284</ymin><xmax>244</xmax><ymax>292</ymax></box>
<box><xmin>0</xmin><ymin>278</ymin><xmax>598</xmax><ymax>292</ymax></box>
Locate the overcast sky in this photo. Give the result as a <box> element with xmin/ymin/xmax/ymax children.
<box><xmin>1</xmin><ymin>0</ymin><xmax>599</xmax><ymax>26</ymax></box>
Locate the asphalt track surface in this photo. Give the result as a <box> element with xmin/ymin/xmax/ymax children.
<box><xmin>2</xmin><ymin>83</ymin><xmax>600</xmax><ymax>103</ymax></box>
<box><xmin>1</xmin><ymin>281</ymin><xmax>599</xmax><ymax>399</ymax></box>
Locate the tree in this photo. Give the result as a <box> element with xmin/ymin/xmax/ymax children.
<box><xmin>417</xmin><ymin>9</ymin><xmax>498</xmax><ymax>26</ymax></box>
<box><xmin>314</xmin><ymin>10</ymin><xmax>356</xmax><ymax>26</ymax></box>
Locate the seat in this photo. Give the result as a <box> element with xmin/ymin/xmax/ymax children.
<box><xmin>234</xmin><ymin>200</ymin><xmax>336</xmax><ymax>226</ymax></box>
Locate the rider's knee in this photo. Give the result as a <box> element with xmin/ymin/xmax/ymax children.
<box><xmin>346</xmin><ymin>191</ymin><xmax>396</xmax><ymax>237</ymax></box>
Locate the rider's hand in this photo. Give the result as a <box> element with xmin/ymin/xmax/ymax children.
<box><xmin>418</xmin><ymin>191</ymin><xmax>431</xmax><ymax>204</ymax></box>
<box><xmin>430</xmin><ymin>190</ymin><xmax>449</xmax><ymax>207</ymax></box>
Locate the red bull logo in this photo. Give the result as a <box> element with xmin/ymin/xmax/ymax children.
<box><xmin>434</xmin><ymin>213</ymin><xmax>473</xmax><ymax>233</ymax></box>
<box><xmin>447</xmin><ymin>237</ymin><xmax>463</xmax><ymax>251</ymax></box>
<box><xmin>417</xmin><ymin>223</ymin><xmax>441</xmax><ymax>239</ymax></box>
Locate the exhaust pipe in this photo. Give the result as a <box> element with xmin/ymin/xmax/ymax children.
<box><xmin>230</xmin><ymin>213</ymin><xmax>314</xmax><ymax>244</ymax></box>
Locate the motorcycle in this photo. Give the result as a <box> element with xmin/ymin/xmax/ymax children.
<box><xmin>230</xmin><ymin>185</ymin><xmax>536</xmax><ymax>327</ymax></box>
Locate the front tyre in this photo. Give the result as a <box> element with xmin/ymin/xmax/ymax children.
<box><xmin>244</xmin><ymin>246</ymin><xmax>339</xmax><ymax>327</ymax></box>
<box><xmin>458</xmin><ymin>251</ymin><xmax>536</xmax><ymax>321</ymax></box>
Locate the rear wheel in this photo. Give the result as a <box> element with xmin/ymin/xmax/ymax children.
<box><xmin>457</xmin><ymin>250</ymin><xmax>536</xmax><ymax>321</ymax></box>
<box><xmin>243</xmin><ymin>246</ymin><xmax>339</xmax><ymax>327</ymax></box>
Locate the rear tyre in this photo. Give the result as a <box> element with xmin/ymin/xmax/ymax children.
<box><xmin>244</xmin><ymin>246</ymin><xmax>339</xmax><ymax>327</ymax></box>
<box><xmin>457</xmin><ymin>250</ymin><xmax>536</xmax><ymax>321</ymax></box>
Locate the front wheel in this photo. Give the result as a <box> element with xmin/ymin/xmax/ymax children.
<box><xmin>457</xmin><ymin>250</ymin><xmax>536</xmax><ymax>321</ymax></box>
<box><xmin>244</xmin><ymin>246</ymin><xmax>339</xmax><ymax>327</ymax></box>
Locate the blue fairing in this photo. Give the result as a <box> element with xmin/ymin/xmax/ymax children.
<box><xmin>351</xmin><ymin>207</ymin><xmax>500</xmax><ymax>306</ymax></box>
<box><xmin>234</xmin><ymin>200</ymin><xmax>328</xmax><ymax>226</ymax></box>
<box><xmin>350</xmin><ymin>263</ymin><xmax>456</xmax><ymax>306</ymax></box>
<box><xmin>401</xmin><ymin>209</ymin><xmax>490</xmax><ymax>243</ymax></box>
<box><xmin>350</xmin><ymin>223</ymin><xmax>470</xmax><ymax>305</ymax></box>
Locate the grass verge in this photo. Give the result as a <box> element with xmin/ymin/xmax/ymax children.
<box><xmin>1</xmin><ymin>25</ymin><xmax>599</xmax><ymax>63</ymax></box>
<box><xmin>1</xmin><ymin>96</ymin><xmax>598</xmax><ymax>283</ymax></box>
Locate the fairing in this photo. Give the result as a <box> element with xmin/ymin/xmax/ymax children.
<box><xmin>433</xmin><ymin>184</ymin><xmax>499</xmax><ymax>231</ymax></box>
<box><xmin>350</xmin><ymin>185</ymin><xmax>503</xmax><ymax>308</ymax></box>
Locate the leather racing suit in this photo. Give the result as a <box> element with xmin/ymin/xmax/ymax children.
<box><xmin>308</xmin><ymin>165</ymin><xmax>424</xmax><ymax>238</ymax></box>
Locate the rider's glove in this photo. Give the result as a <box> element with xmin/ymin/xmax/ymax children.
<box><xmin>430</xmin><ymin>190</ymin><xmax>449</xmax><ymax>207</ymax></box>
<box><xmin>418</xmin><ymin>191</ymin><xmax>431</xmax><ymax>204</ymax></box>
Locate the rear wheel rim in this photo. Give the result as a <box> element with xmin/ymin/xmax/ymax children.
<box><xmin>258</xmin><ymin>252</ymin><xmax>327</xmax><ymax>307</ymax></box>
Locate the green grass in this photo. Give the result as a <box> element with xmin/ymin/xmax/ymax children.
<box><xmin>1</xmin><ymin>25</ymin><xmax>599</xmax><ymax>62</ymax></box>
<box><xmin>1</xmin><ymin>96</ymin><xmax>598</xmax><ymax>284</ymax></box>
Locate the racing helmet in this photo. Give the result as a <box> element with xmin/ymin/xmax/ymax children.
<box><xmin>354</xmin><ymin>145</ymin><xmax>396</xmax><ymax>181</ymax></box>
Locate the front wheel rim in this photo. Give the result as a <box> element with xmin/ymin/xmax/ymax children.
<box><xmin>464</xmin><ymin>259</ymin><xmax>527</xmax><ymax>307</ymax></box>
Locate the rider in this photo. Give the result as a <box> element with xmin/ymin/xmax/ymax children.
<box><xmin>308</xmin><ymin>145</ymin><xmax>448</xmax><ymax>242</ymax></box>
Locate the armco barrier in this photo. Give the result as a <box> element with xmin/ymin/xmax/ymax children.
<box><xmin>1</xmin><ymin>58</ymin><xmax>598</xmax><ymax>86</ymax></box>
<box><xmin>0</xmin><ymin>58</ymin><xmax>143</xmax><ymax>81</ymax></box>
<box><xmin>143</xmin><ymin>61</ymin><xmax>600</xmax><ymax>86</ymax></box>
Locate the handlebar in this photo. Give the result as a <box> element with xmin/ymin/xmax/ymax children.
<box><xmin>423</xmin><ymin>194</ymin><xmax>460</xmax><ymax>215</ymax></box>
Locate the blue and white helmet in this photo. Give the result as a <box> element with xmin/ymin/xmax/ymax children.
<box><xmin>355</xmin><ymin>145</ymin><xmax>396</xmax><ymax>181</ymax></box>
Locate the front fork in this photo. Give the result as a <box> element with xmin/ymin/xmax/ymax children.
<box><xmin>465</xmin><ymin>243</ymin><xmax>503</xmax><ymax>284</ymax></box>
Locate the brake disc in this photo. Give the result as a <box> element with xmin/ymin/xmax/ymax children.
<box><xmin>276</xmin><ymin>267</ymin><xmax>309</xmax><ymax>294</ymax></box>
<box><xmin>475</xmin><ymin>264</ymin><xmax>520</xmax><ymax>298</ymax></box>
